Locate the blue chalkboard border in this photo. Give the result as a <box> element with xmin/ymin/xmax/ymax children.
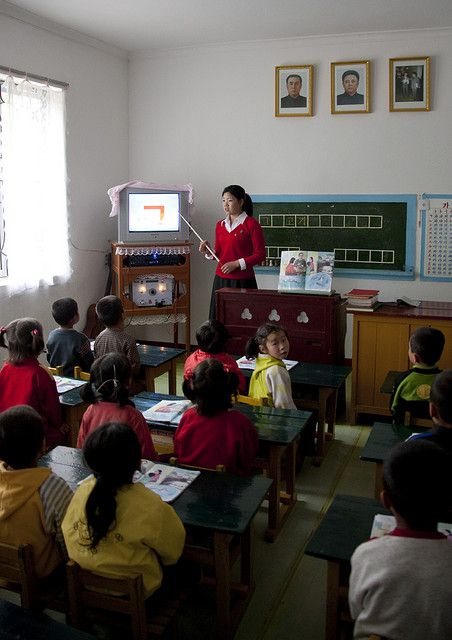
<box><xmin>419</xmin><ymin>193</ymin><xmax>452</xmax><ymax>282</ymax></box>
<box><xmin>252</xmin><ymin>193</ymin><xmax>416</xmax><ymax>280</ymax></box>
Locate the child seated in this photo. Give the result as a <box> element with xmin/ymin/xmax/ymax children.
<box><xmin>409</xmin><ymin>369</ymin><xmax>452</xmax><ymax>453</ymax></box>
<box><xmin>349</xmin><ymin>439</ymin><xmax>452</xmax><ymax>639</ymax></box>
<box><xmin>78</xmin><ymin>353</ymin><xmax>157</xmax><ymax>460</ymax></box>
<box><xmin>47</xmin><ymin>297</ymin><xmax>94</xmax><ymax>377</ymax></box>
<box><xmin>63</xmin><ymin>422</ymin><xmax>185</xmax><ymax>598</ymax></box>
<box><xmin>390</xmin><ymin>326</ymin><xmax>444</xmax><ymax>424</ymax></box>
<box><xmin>174</xmin><ymin>359</ymin><xmax>258</xmax><ymax>474</ymax></box>
<box><xmin>246</xmin><ymin>323</ymin><xmax>296</xmax><ymax>409</ymax></box>
<box><xmin>183</xmin><ymin>319</ymin><xmax>246</xmax><ymax>392</ymax></box>
<box><xmin>0</xmin><ymin>318</ymin><xmax>64</xmax><ymax>448</ymax></box>
<box><xmin>0</xmin><ymin>405</ymin><xmax>73</xmax><ymax>578</ymax></box>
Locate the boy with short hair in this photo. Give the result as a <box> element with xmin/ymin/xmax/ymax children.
<box><xmin>47</xmin><ymin>297</ymin><xmax>94</xmax><ymax>377</ymax></box>
<box><xmin>349</xmin><ymin>439</ymin><xmax>452</xmax><ymax>640</ymax></box>
<box><xmin>390</xmin><ymin>326</ymin><xmax>445</xmax><ymax>424</ymax></box>
<box><xmin>0</xmin><ymin>405</ymin><xmax>73</xmax><ymax>578</ymax></box>
<box><xmin>94</xmin><ymin>295</ymin><xmax>141</xmax><ymax>379</ymax></box>
<box><xmin>409</xmin><ymin>368</ymin><xmax>452</xmax><ymax>453</ymax></box>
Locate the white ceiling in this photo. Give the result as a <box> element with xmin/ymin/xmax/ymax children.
<box><xmin>3</xmin><ymin>0</ymin><xmax>452</xmax><ymax>52</ymax></box>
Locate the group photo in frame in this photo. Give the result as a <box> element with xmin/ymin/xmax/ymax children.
<box><xmin>331</xmin><ymin>60</ymin><xmax>370</xmax><ymax>114</ymax></box>
<box><xmin>389</xmin><ymin>56</ymin><xmax>430</xmax><ymax>112</ymax></box>
<box><xmin>275</xmin><ymin>65</ymin><xmax>313</xmax><ymax>117</ymax></box>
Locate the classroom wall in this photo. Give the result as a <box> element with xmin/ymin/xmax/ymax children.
<box><xmin>128</xmin><ymin>27</ymin><xmax>452</xmax><ymax>356</ymax></box>
<box><xmin>0</xmin><ymin>11</ymin><xmax>129</xmax><ymax>343</ymax></box>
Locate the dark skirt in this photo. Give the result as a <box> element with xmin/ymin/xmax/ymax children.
<box><xmin>209</xmin><ymin>274</ymin><xmax>257</xmax><ymax>320</ymax></box>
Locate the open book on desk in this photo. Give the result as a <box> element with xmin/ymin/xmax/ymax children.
<box><xmin>236</xmin><ymin>356</ymin><xmax>298</xmax><ymax>371</ymax></box>
<box><xmin>54</xmin><ymin>376</ymin><xmax>87</xmax><ymax>395</ymax></box>
<box><xmin>371</xmin><ymin>513</ymin><xmax>452</xmax><ymax>538</ymax></box>
<box><xmin>135</xmin><ymin>461</ymin><xmax>200</xmax><ymax>502</ymax></box>
<box><xmin>141</xmin><ymin>399</ymin><xmax>191</xmax><ymax>424</ymax></box>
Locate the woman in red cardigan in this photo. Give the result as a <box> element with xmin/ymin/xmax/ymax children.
<box><xmin>200</xmin><ymin>184</ymin><xmax>266</xmax><ymax>319</ymax></box>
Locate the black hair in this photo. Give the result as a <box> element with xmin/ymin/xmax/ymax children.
<box><xmin>286</xmin><ymin>74</ymin><xmax>302</xmax><ymax>84</ymax></box>
<box><xmin>83</xmin><ymin>422</ymin><xmax>141</xmax><ymax>549</ymax></box>
<box><xmin>0</xmin><ymin>405</ymin><xmax>44</xmax><ymax>469</ymax></box>
<box><xmin>95</xmin><ymin>295</ymin><xmax>123</xmax><ymax>327</ymax></box>
<box><xmin>342</xmin><ymin>69</ymin><xmax>359</xmax><ymax>82</ymax></box>
<box><xmin>196</xmin><ymin>319</ymin><xmax>230</xmax><ymax>354</ymax></box>
<box><xmin>222</xmin><ymin>185</ymin><xmax>253</xmax><ymax>217</ymax></box>
<box><xmin>430</xmin><ymin>369</ymin><xmax>452</xmax><ymax>424</ymax></box>
<box><xmin>81</xmin><ymin>353</ymin><xmax>132</xmax><ymax>407</ymax></box>
<box><xmin>409</xmin><ymin>327</ymin><xmax>445</xmax><ymax>366</ymax></box>
<box><xmin>245</xmin><ymin>323</ymin><xmax>289</xmax><ymax>359</ymax></box>
<box><xmin>0</xmin><ymin>318</ymin><xmax>45</xmax><ymax>364</ymax></box>
<box><xmin>383</xmin><ymin>439</ymin><xmax>452</xmax><ymax>530</ymax></box>
<box><xmin>51</xmin><ymin>297</ymin><xmax>78</xmax><ymax>326</ymax></box>
<box><xmin>182</xmin><ymin>358</ymin><xmax>238</xmax><ymax>417</ymax></box>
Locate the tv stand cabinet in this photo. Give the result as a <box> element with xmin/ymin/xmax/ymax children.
<box><xmin>111</xmin><ymin>242</ymin><xmax>190</xmax><ymax>352</ymax></box>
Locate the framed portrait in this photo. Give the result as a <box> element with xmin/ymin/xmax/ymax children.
<box><xmin>389</xmin><ymin>56</ymin><xmax>430</xmax><ymax>112</ymax></box>
<box><xmin>331</xmin><ymin>60</ymin><xmax>370</xmax><ymax>114</ymax></box>
<box><xmin>275</xmin><ymin>65</ymin><xmax>313</xmax><ymax>117</ymax></box>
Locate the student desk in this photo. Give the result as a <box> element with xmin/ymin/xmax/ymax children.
<box><xmin>305</xmin><ymin>494</ymin><xmax>390</xmax><ymax>640</ymax></box>
<box><xmin>39</xmin><ymin>446</ymin><xmax>272</xmax><ymax>640</ymax></box>
<box><xmin>59</xmin><ymin>387</ymin><xmax>87</xmax><ymax>448</ymax></box>
<box><xmin>133</xmin><ymin>391</ymin><xmax>315</xmax><ymax>542</ymax></box>
<box><xmin>137</xmin><ymin>344</ymin><xmax>185</xmax><ymax>394</ymax></box>
<box><xmin>240</xmin><ymin>362</ymin><xmax>351</xmax><ymax>466</ymax></box>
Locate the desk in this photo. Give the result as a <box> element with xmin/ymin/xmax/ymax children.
<box><xmin>240</xmin><ymin>362</ymin><xmax>351</xmax><ymax>466</ymax></box>
<box><xmin>305</xmin><ymin>494</ymin><xmax>390</xmax><ymax>640</ymax></box>
<box><xmin>59</xmin><ymin>387</ymin><xmax>86</xmax><ymax>448</ymax></box>
<box><xmin>39</xmin><ymin>446</ymin><xmax>271</xmax><ymax>640</ymax></box>
<box><xmin>133</xmin><ymin>392</ymin><xmax>315</xmax><ymax>542</ymax></box>
<box><xmin>137</xmin><ymin>344</ymin><xmax>185</xmax><ymax>394</ymax></box>
<box><xmin>0</xmin><ymin>597</ymin><xmax>95</xmax><ymax>640</ymax></box>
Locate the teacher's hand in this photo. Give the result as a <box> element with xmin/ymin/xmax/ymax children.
<box><xmin>221</xmin><ymin>260</ymin><xmax>240</xmax><ymax>275</ymax></box>
<box><xmin>199</xmin><ymin>240</ymin><xmax>210</xmax><ymax>254</ymax></box>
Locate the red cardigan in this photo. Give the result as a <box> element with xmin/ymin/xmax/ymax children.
<box><xmin>174</xmin><ymin>407</ymin><xmax>258</xmax><ymax>475</ymax></box>
<box><xmin>214</xmin><ymin>215</ymin><xmax>266</xmax><ymax>280</ymax></box>
<box><xmin>183</xmin><ymin>350</ymin><xmax>246</xmax><ymax>392</ymax></box>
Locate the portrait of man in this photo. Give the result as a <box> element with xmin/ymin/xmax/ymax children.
<box><xmin>280</xmin><ymin>74</ymin><xmax>307</xmax><ymax>108</ymax></box>
<box><xmin>336</xmin><ymin>70</ymin><xmax>364</xmax><ymax>105</ymax></box>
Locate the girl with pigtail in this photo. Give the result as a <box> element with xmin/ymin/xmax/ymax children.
<box><xmin>0</xmin><ymin>318</ymin><xmax>64</xmax><ymax>448</ymax></box>
<box><xmin>62</xmin><ymin>422</ymin><xmax>185</xmax><ymax>598</ymax></box>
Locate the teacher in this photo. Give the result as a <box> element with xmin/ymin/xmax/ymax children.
<box><xmin>200</xmin><ymin>185</ymin><xmax>266</xmax><ymax>319</ymax></box>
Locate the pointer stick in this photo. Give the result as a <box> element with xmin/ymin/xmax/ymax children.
<box><xmin>179</xmin><ymin>213</ymin><xmax>220</xmax><ymax>262</ymax></box>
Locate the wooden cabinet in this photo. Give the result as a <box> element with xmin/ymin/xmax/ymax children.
<box><xmin>111</xmin><ymin>242</ymin><xmax>190</xmax><ymax>352</ymax></box>
<box><xmin>351</xmin><ymin>302</ymin><xmax>452</xmax><ymax>423</ymax></box>
<box><xmin>216</xmin><ymin>288</ymin><xmax>347</xmax><ymax>364</ymax></box>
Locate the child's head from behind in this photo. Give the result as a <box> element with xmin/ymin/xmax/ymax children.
<box><xmin>52</xmin><ymin>297</ymin><xmax>79</xmax><ymax>327</ymax></box>
<box><xmin>182</xmin><ymin>358</ymin><xmax>238</xmax><ymax>417</ymax></box>
<box><xmin>409</xmin><ymin>327</ymin><xmax>445</xmax><ymax>366</ymax></box>
<box><xmin>430</xmin><ymin>369</ymin><xmax>452</xmax><ymax>426</ymax></box>
<box><xmin>196</xmin><ymin>319</ymin><xmax>230</xmax><ymax>354</ymax></box>
<box><xmin>95</xmin><ymin>295</ymin><xmax>123</xmax><ymax>327</ymax></box>
<box><xmin>0</xmin><ymin>405</ymin><xmax>44</xmax><ymax>468</ymax></box>
<box><xmin>83</xmin><ymin>422</ymin><xmax>141</xmax><ymax>549</ymax></box>
<box><xmin>82</xmin><ymin>353</ymin><xmax>131</xmax><ymax>406</ymax></box>
<box><xmin>0</xmin><ymin>318</ymin><xmax>45</xmax><ymax>363</ymax></box>
<box><xmin>245</xmin><ymin>323</ymin><xmax>289</xmax><ymax>361</ymax></box>
<box><xmin>383</xmin><ymin>439</ymin><xmax>451</xmax><ymax>530</ymax></box>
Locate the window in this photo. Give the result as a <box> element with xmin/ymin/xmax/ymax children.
<box><xmin>0</xmin><ymin>73</ymin><xmax>70</xmax><ymax>291</ymax></box>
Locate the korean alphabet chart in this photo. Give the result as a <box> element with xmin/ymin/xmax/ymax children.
<box><xmin>420</xmin><ymin>195</ymin><xmax>452</xmax><ymax>281</ymax></box>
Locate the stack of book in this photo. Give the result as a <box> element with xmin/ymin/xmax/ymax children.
<box><xmin>345</xmin><ymin>288</ymin><xmax>381</xmax><ymax>312</ymax></box>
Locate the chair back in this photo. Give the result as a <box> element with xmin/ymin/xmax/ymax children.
<box><xmin>48</xmin><ymin>365</ymin><xmax>63</xmax><ymax>376</ymax></box>
<box><xmin>73</xmin><ymin>366</ymin><xmax>91</xmax><ymax>381</ymax></box>
<box><xmin>168</xmin><ymin>456</ymin><xmax>225</xmax><ymax>473</ymax></box>
<box><xmin>236</xmin><ymin>394</ymin><xmax>268</xmax><ymax>407</ymax></box>
<box><xmin>0</xmin><ymin>542</ymin><xmax>36</xmax><ymax>608</ymax></box>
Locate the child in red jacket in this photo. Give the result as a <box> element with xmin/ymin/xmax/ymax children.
<box><xmin>175</xmin><ymin>359</ymin><xmax>258</xmax><ymax>474</ymax></box>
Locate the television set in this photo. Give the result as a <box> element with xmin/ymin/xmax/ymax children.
<box><xmin>118</xmin><ymin>187</ymin><xmax>190</xmax><ymax>244</ymax></box>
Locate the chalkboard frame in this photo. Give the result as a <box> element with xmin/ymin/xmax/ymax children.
<box><xmin>252</xmin><ymin>194</ymin><xmax>416</xmax><ymax>280</ymax></box>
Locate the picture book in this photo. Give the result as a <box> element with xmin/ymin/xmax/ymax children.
<box><xmin>236</xmin><ymin>356</ymin><xmax>298</xmax><ymax>370</ymax></box>
<box><xmin>371</xmin><ymin>514</ymin><xmax>452</xmax><ymax>538</ymax></box>
<box><xmin>135</xmin><ymin>461</ymin><xmax>200</xmax><ymax>502</ymax></box>
<box><xmin>54</xmin><ymin>376</ymin><xmax>87</xmax><ymax>395</ymax></box>
<box><xmin>142</xmin><ymin>399</ymin><xmax>191</xmax><ymax>423</ymax></box>
<box><xmin>278</xmin><ymin>250</ymin><xmax>335</xmax><ymax>294</ymax></box>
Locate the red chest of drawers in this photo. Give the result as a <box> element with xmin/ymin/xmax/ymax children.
<box><xmin>216</xmin><ymin>288</ymin><xmax>346</xmax><ymax>364</ymax></box>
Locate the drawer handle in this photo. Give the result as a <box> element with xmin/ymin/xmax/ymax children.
<box><xmin>241</xmin><ymin>308</ymin><xmax>253</xmax><ymax>320</ymax></box>
<box><xmin>297</xmin><ymin>312</ymin><xmax>309</xmax><ymax>323</ymax></box>
<box><xmin>268</xmin><ymin>308</ymin><xmax>280</xmax><ymax>322</ymax></box>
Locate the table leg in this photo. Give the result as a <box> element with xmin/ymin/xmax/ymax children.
<box><xmin>168</xmin><ymin>361</ymin><xmax>177</xmax><ymax>395</ymax></box>
<box><xmin>61</xmin><ymin>404</ymin><xmax>86</xmax><ymax>448</ymax></box>
<box><xmin>374</xmin><ymin>463</ymin><xmax>383</xmax><ymax>500</ymax></box>
<box><xmin>213</xmin><ymin>531</ymin><xmax>232</xmax><ymax>640</ymax></box>
<box><xmin>264</xmin><ymin>443</ymin><xmax>297</xmax><ymax>542</ymax></box>
<box><xmin>144</xmin><ymin>368</ymin><xmax>156</xmax><ymax>393</ymax></box>
<box><xmin>325</xmin><ymin>561</ymin><xmax>340</xmax><ymax>640</ymax></box>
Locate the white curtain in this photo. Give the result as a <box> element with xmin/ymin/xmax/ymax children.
<box><xmin>1</xmin><ymin>76</ymin><xmax>70</xmax><ymax>292</ymax></box>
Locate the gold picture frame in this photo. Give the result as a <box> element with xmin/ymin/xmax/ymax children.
<box><xmin>275</xmin><ymin>65</ymin><xmax>313</xmax><ymax>117</ymax></box>
<box><xmin>389</xmin><ymin>56</ymin><xmax>430</xmax><ymax>112</ymax></box>
<box><xmin>331</xmin><ymin>60</ymin><xmax>370</xmax><ymax>114</ymax></box>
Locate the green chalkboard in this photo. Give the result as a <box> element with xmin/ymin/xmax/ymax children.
<box><xmin>252</xmin><ymin>196</ymin><xmax>416</xmax><ymax>277</ymax></box>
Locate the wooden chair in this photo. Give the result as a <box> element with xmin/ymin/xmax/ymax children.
<box><xmin>73</xmin><ymin>366</ymin><xmax>90</xmax><ymax>381</ymax></box>
<box><xmin>235</xmin><ymin>394</ymin><xmax>268</xmax><ymax>407</ymax></box>
<box><xmin>48</xmin><ymin>365</ymin><xmax>63</xmax><ymax>376</ymax></box>
<box><xmin>0</xmin><ymin>542</ymin><xmax>36</xmax><ymax>608</ymax></box>
<box><xmin>66</xmin><ymin>561</ymin><xmax>177</xmax><ymax>640</ymax></box>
